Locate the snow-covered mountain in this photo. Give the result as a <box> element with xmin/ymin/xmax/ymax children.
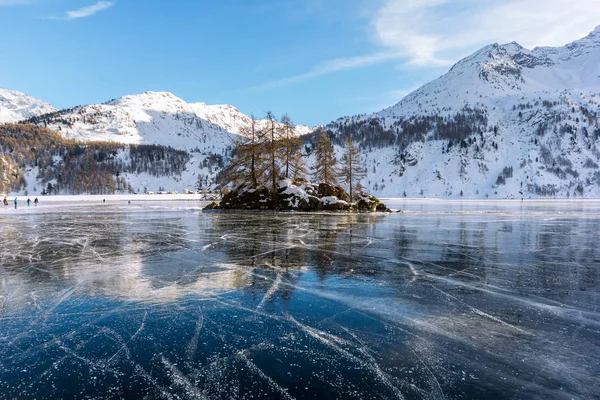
<box><xmin>189</xmin><ymin>101</ymin><xmax>314</xmax><ymax>137</ymax></box>
<box><xmin>5</xmin><ymin>26</ymin><xmax>600</xmax><ymax>198</ymax></box>
<box><xmin>324</xmin><ymin>26</ymin><xmax>600</xmax><ymax>198</ymax></box>
<box><xmin>381</xmin><ymin>26</ymin><xmax>600</xmax><ymax>118</ymax></box>
<box><xmin>0</xmin><ymin>88</ymin><xmax>56</xmax><ymax>123</ymax></box>
<box><xmin>5</xmin><ymin>90</ymin><xmax>314</xmax><ymax>194</ymax></box>
<box><xmin>27</xmin><ymin>91</ymin><xmax>312</xmax><ymax>146</ymax></box>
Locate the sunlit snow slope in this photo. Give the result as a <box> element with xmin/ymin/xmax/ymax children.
<box><xmin>8</xmin><ymin>91</ymin><xmax>313</xmax><ymax>194</ymax></box>
<box><xmin>323</xmin><ymin>26</ymin><xmax>600</xmax><ymax>198</ymax></box>
<box><xmin>28</xmin><ymin>91</ymin><xmax>312</xmax><ymax>146</ymax></box>
<box><xmin>0</xmin><ymin>88</ymin><xmax>57</xmax><ymax>123</ymax></box>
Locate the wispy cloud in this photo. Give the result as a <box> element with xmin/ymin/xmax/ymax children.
<box><xmin>65</xmin><ymin>1</ymin><xmax>116</xmax><ymax>19</ymax></box>
<box><xmin>248</xmin><ymin>0</ymin><xmax>600</xmax><ymax>91</ymax></box>
<box><xmin>247</xmin><ymin>51</ymin><xmax>402</xmax><ymax>92</ymax></box>
<box><xmin>373</xmin><ymin>0</ymin><xmax>600</xmax><ymax>66</ymax></box>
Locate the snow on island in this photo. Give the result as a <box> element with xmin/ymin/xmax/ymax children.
<box><xmin>204</xmin><ymin>179</ymin><xmax>393</xmax><ymax>212</ymax></box>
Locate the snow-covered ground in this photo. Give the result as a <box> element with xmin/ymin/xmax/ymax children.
<box><xmin>20</xmin><ymin>91</ymin><xmax>313</xmax><ymax>146</ymax></box>
<box><xmin>327</xmin><ymin>26</ymin><xmax>600</xmax><ymax>199</ymax></box>
<box><xmin>2</xmin><ymin>193</ymin><xmax>209</xmax><ymax>203</ymax></box>
<box><xmin>0</xmin><ymin>88</ymin><xmax>56</xmax><ymax>123</ymax></box>
<box><xmin>0</xmin><ymin>194</ymin><xmax>214</xmax><ymax>215</ymax></box>
<box><xmin>2</xmin><ymin>90</ymin><xmax>316</xmax><ymax>196</ymax></box>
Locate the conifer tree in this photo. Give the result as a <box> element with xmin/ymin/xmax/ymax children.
<box><xmin>291</xmin><ymin>151</ymin><xmax>308</xmax><ymax>181</ymax></box>
<box><xmin>223</xmin><ymin>114</ymin><xmax>265</xmax><ymax>188</ymax></box>
<box><xmin>280</xmin><ymin>114</ymin><xmax>305</xmax><ymax>180</ymax></box>
<box><xmin>264</xmin><ymin>111</ymin><xmax>281</xmax><ymax>193</ymax></box>
<box><xmin>312</xmin><ymin>131</ymin><xmax>338</xmax><ymax>185</ymax></box>
<box><xmin>338</xmin><ymin>136</ymin><xmax>366</xmax><ymax>201</ymax></box>
<box><xmin>242</xmin><ymin>114</ymin><xmax>263</xmax><ymax>187</ymax></box>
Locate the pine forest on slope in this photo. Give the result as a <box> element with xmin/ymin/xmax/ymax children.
<box><xmin>0</xmin><ymin>124</ymin><xmax>191</xmax><ymax>195</ymax></box>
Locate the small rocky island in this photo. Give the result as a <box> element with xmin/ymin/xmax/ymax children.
<box><xmin>203</xmin><ymin>179</ymin><xmax>392</xmax><ymax>212</ymax></box>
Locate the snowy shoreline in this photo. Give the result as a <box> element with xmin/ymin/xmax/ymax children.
<box><xmin>3</xmin><ymin>194</ymin><xmax>600</xmax><ymax>203</ymax></box>
<box><xmin>3</xmin><ymin>196</ymin><xmax>600</xmax><ymax>218</ymax></box>
<box><xmin>2</xmin><ymin>193</ymin><xmax>210</xmax><ymax>202</ymax></box>
<box><xmin>380</xmin><ymin>197</ymin><xmax>600</xmax><ymax>203</ymax></box>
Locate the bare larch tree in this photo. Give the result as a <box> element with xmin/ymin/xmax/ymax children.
<box><xmin>338</xmin><ymin>136</ymin><xmax>366</xmax><ymax>201</ymax></box>
<box><xmin>312</xmin><ymin>130</ymin><xmax>338</xmax><ymax>185</ymax></box>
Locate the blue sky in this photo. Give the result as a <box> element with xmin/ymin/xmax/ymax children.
<box><xmin>1</xmin><ymin>0</ymin><xmax>600</xmax><ymax>126</ymax></box>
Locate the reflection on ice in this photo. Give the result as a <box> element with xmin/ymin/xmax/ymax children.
<box><xmin>0</xmin><ymin>201</ymin><xmax>599</xmax><ymax>399</ymax></box>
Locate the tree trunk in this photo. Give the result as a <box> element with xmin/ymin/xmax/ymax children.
<box><xmin>271</xmin><ymin>121</ymin><xmax>276</xmax><ymax>193</ymax></box>
<box><xmin>250</xmin><ymin>119</ymin><xmax>257</xmax><ymax>187</ymax></box>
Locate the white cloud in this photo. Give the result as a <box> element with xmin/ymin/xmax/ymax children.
<box><xmin>248</xmin><ymin>51</ymin><xmax>402</xmax><ymax>91</ymax></box>
<box><xmin>374</xmin><ymin>0</ymin><xmax>600</xmax><ymax>66</ymax></box>
<box><xmin>247</xmin><ymin>0</ymin><xmax>600</xmax><ymax>90</ymax></box>
<box><xmin>65</xmin><ymin>1</ymin><xmax>115</xmax><ymax>19</ymax></box>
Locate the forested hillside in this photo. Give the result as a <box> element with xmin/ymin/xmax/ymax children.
<box><xmin>315</xmin><ymin>27</ymin><xmax>600</xmax><ymax>198</ymax></box>
<box><xmin>0</xmin><ymin>124</ymin><xmax>191</xmax><ymax>195</ymax></box>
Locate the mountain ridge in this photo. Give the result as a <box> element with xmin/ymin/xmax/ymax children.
<box><xmin>323</xmin><ymin>26</ymin><xmax>600</xmax><ymax>198</ymax></box>
<box><xmin>2</xmin><ymin>26</ymin><xmax>600</xmax><ymax>197</ymax></box>
<box><xmin>0</xmin><ymin>88</ymin><xmax>57</xmax><ymax>123</ymax></box>
<box><xmin>0</xmin><ymin>89</ymin><xmax>315</xmax><ymax>195</ymax></box>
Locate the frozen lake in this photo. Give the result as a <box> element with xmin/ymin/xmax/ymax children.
<box><xmin>1</xmin><ymin>200</ymin><xmax>599</xmax><ymax>399</ymax></box>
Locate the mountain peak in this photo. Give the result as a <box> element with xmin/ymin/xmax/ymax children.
<box><xmin>577</xmin><ymin>25</ymin><xmax>600</xmax><ymax>46</ymax></box>
<box><xmin>502</xmin><ymin>41</ymin><xmax>525</xmax><ymax>54</ymax></box>
<box><xmin>107</xmin><ymin>91</ymin><xmax>187</xmax><ymax>111</ymax></box>
<box><xmin>115</xmin><ymin>91</ymin><xmax>184</xmax><ymax>102</ymax></box>
<box><xmin>571</xmin><ymin>25</ymin><xmax>600</xmax><ymax>46</ymax></box>
<box><xmin>141</xmin><ymin>90</ymin><xmax>181</xmax><ymax>98</ymax></box>
<box><xmin>0</xmin><ymin>88</ymin><xmax>57</xmax><ymax>123</ymax></box>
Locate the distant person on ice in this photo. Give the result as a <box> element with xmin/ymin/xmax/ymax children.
<box><xmin>34</xmin><ymin>198</ymin><xmax>38</xmax><ymax>206</ymax></box>
<box><xmin>27</xmin><ymin>198</ymin><xmax>31</xmax><ymax>207</ymax></box>
<box><xmin>3</xmin><ymin>197</ymin><xmax>8</xmax><ymax>209</ymax></box>
<box><xmin>14</xmin><ymin>197</ymin><xmax>17</xmax><ymax>209</ymax></box>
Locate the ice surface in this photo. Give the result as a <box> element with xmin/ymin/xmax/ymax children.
<box><xmin>0</xmin><ymin>200</ymin><xmax>599</xmax><ymax>399</ymax></box>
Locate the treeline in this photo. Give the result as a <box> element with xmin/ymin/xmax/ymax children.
<box><xmin>20</xmin><ymin>105</ymin><xmax>103</xmax><ymax>128</ymax></box>
<box><xmin>223</xmin><ymin>113</ymin><xmax>366</xmax><ymax>200</ymax></box>
<box><xmin>326</xmin><ymin>118</ymin><xmax>397</xmax><ymax>150</ymax></box>
<box><xmin>129</xmin><ymin>144</ymin><xmax>189</xmax><ymax>177</ymax></box>
<box><xmin>0</xmin><ymin>124</ymin><xmax>191</xmax><ymax>195</ymax></box>
<box><xmin>322</xmin><ymin>107</ymin><xmax>489</xmax><ymax>151</ymax></box>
